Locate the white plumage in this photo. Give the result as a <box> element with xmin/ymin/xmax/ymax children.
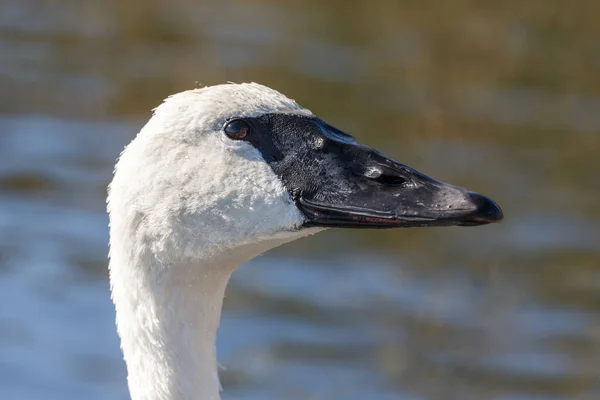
<box><xmin>108</xmin><ymin>83</ymin><xmax>320</xmax><ymax>400</ymax></box>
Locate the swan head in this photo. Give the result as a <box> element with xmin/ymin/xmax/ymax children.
<box><xmin>108</xmin><ymin>82</ymin><xmax>502</xmax><ymax>263</ymax></box>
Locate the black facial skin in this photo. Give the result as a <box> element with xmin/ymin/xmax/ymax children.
<box><xmin>225</xmin><ymin>114</ymin><xmax>503</xmax><ymax>229</ymax></box>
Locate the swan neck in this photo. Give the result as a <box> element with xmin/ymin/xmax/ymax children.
<box><xmin>109</xmin><ymin>232</ymin><xmax>317</xmax><ymax>400</ymax></box>
<box><xmin>111</xmin><ymin>255</ymin><xmax>235</xmax><ymax>400</ymax></box>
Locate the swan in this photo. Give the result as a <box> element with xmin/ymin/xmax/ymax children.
<box><xmin>107</xmin><ymin>82</ymin><xmax>503</xmax><ymax>400</ymax></box>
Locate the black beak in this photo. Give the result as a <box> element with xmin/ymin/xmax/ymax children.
<box><xmin>239</xmin><ymin>113</ymin><xmax>503</xmax><ymax>229</ymax></box>
<box><xmin>295</xmin><ymin>158</ymin><xmax>503</xmax><ymax>229</ymax></box>
<box><xmin>298</xmin><ymin>186</ymin><xmax>503</xmax><ymax>229</ymax></box>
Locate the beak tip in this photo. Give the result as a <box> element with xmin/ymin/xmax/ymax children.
<box><xmin>468</xmin><ymin>192</ymin><xmax>504</xmax><ymax>224</ymax></box>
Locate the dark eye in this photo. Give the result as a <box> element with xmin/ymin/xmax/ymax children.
<box><xmin>224</xmin><ymin>119</ymin><xmax>251</xmax><ymax>140</ymax></box>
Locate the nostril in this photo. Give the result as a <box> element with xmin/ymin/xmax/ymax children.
<box><xmin>364</xmin><ymin>167</ymin><xmax>407</xmax><ymax>187</ymax></box>
<box><xmin>378</xmin><ymin>174</ymin><xmax>407</xmax><ymax>186</ymax></box>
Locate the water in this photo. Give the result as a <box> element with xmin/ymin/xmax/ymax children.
<box><xmin>1</xmin><ymin>1</ymin><xmax>599</xmax><ymax>399</ymax></box>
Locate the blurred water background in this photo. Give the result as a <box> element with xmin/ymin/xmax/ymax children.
<box><xmin>1</xmin><ymin>1</ymin><xmax>599</xmax><ymax>399</ymax></box>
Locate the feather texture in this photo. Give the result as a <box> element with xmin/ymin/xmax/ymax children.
<box><xmin>108</xmin><ymin>83</ymin><xmax>321</xmax><ymax>400</ymax></box>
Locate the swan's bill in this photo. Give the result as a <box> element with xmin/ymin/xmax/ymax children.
<box><xmin>229</xmin><ymin>113</ymin><xmax>503</xmax><ymax>229</ymax></box>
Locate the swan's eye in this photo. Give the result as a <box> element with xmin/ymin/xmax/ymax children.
<box><xmin>224</xmin><ymin>119</ymin><xmax>251</xmax><ymax>140</ymax></box>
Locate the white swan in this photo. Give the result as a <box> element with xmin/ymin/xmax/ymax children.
<box><xmin>107</xmin><ymin>82</ymin><xmax>502</xmax><ymax>400</ymax></box>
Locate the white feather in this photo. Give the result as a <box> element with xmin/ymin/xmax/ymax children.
<box><xmin>108</xmin><ymin>83</ymin><xmax>321</xmax><ymax>400</ymax></box>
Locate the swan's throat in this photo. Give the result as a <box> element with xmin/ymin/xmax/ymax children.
<box><xmin>112</xmin><ymin>257</ymin><xmax>233</xmax><ymax>400</ymax></box>
<box><xmin>110</xmin><ymin>237</ymin><xmax>307</xmax><ymax>400</ymax></box>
